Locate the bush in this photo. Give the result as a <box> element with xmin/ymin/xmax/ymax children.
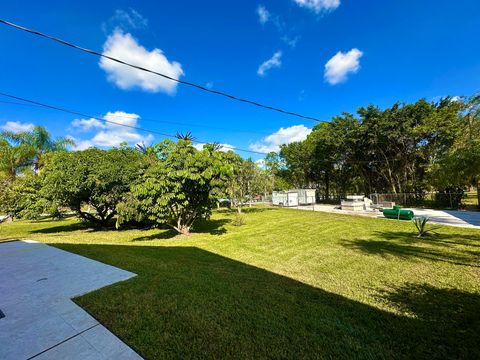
<box><xmin>413</xmin><ymin>216</ymin><xmax>440</xmax><ymax>237</ymax></box>
<box><xmin>232</xmin><ymin>213</ymin><xmax>246</xmax><ymax>226</ymax></box>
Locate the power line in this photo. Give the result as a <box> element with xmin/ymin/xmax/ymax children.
<box><xmin>0</xmin><ymin>98</ymin><xmax>273</xmax><ymax>136</ymax></box>
<box><xmin>0</xmin><ymin>91</ymin><xmax>268</xmax><ymax>155</ymax></box>
<box><xmin>0</xmin><ymin>18</ymin><xmax>328</xmax><ymax>123</ymax></box>
<box><xmin>0</xmin><ymin>91</ymin><xmax>403</xmax><ymax>164</ymax></box>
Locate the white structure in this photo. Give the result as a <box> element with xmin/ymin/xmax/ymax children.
<box><xmin>341</xmin><ymin>195</ymin><xmax>374</xmax><ymax>211</ymax></box>
<box><xmin>295</xmin><ymin>189</ymin><xmax>316</xmax><ymax>205</ymax></box>
<box><xmin>272</xmin><ymin>189</ymin><xmax>316</xmax><ymax>207</ymax></box>
<box><xmin>272</xmin><ymin>191</ymin><xmax>298</xmax><ymax>207</ymax></box>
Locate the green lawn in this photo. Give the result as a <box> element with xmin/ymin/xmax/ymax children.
<box><xmin>1</xmin><ymin>208</ymin><xmax>479</xmax><ymax>359</ymax></box>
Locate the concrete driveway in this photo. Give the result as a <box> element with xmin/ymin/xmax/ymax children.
<box><xmin>295</xmin><ymin>204</ymin><xmax>480</xmax><ymax>229</ymax></box>
<box><xmin>408</xmin><ymin>208</ymin><xmax>480</xmax><ymax>229</ymax></box>
<box><xmin>0</xmin><ymin>240</ymin><xmax>142</xmax><ymax>359</ymax></box>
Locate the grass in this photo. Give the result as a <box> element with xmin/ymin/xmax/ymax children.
<box><xmin>1</xmin><ymin>207</ymin><xmax>479</xmax><ymax>359</ymax></box>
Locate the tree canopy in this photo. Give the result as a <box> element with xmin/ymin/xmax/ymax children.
<box><xmin>117</xmin><ymin>140</ymin><xmax>233</xmax><ymax>234</ymax></box>
<box><xmin>276</xmin><ymin>96</ymin><xmax>478</xmax><ymax>207</ymax></box>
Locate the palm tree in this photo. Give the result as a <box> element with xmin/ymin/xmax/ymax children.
<box><xmin>0</xmin><ymin>139</ymin><xmax>36</xmax><ymax>178</ymax></box>
<box><xmin>1</xmin><ymin>125</ymin><xmax>75</xmax><ymax>172</ymax></box>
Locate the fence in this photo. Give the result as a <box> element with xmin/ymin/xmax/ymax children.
<box><xmin>370</xmin><ymin>192</ymin><xmax>468</xmax><ymax>209</ymax></box>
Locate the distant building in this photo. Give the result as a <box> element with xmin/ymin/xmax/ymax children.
<box><xmin>272</xmin><ymin>189</ymin><xmax>316</xmax><ymax>207</ymax></box>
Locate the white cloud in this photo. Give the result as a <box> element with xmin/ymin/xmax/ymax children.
<box><xmin>257</xmin><ymin>5</ymin><xmax>271</xmax><ymax>24</ymax></box>
<box><xmin>0</xmin><ymin>121</ymin><xmax>34</xmax><ymax>133</ymax></box>
<box><xmin>71</xmin><ymin>118</ymin><xmax>104</xmax><ymax>131</ymax></box>
<box><xmin>70</xmin><ymin>111</ymin><xmax>153</xmax><ymax>149</ymax></box>
<box><xmin>249</xmin><ymin>125</ymin><xmax>312</xmax><ymax>153</ymax></box>
<box><xmin>324</xmin><ymin>48</ymin><xmax>363</xmax><ymax>85</ymax></box>
<box><xmin>293</xmin><ymin>0</ymin><xmax>340</xmax><ymax>13</ymax></box>
<box><xmin>99</xmin><ymin>30</ymin><xmax>184</xmax><ymax>94</ymax></box>
<box><xmin>257</xmin><ymin>51</ymin><xmax>282</xmax><ymax>76</ymax></box>
<box><xmin>194</xmin><ymin>143</ymin><xmax>235</xmax><ymax>152</ymax></box>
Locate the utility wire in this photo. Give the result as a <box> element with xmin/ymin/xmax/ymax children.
<box><xmin>0</xmin><ymin>92</ymin><xmax>401</xmax><ymax>164</ymax></box>
<box><xmin>0</xmin><ymin>99</ymin><xmax>273</xmax><ymax>136</ymax></box>
<box><xmin>0</xmin><ymin>18</ymin><xmax>327</xmax><ymax>123</ymax></box>
<box><xmin>0</xmin><ymin>92</ymin><xmax>267</xmax><ymax>155</ymax></box>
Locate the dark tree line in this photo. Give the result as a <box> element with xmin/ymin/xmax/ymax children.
<box><xmin>273</xmin><ymin>95</ymin><xmax>480</xmax><ymax>207</ymax></box>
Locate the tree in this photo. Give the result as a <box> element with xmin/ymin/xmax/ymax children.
<box><xmin>228</xmin><ymin>157</ymin><xmax>259</xmax><ymax>213</ymax></box>
<box><xmin>0</xmin><ymin>139</ymin><xmax>36</xmax><ymax>178</ymax></box>
<box><xmin>431</xmin><ymin>94</ymin><xmax>480</xmax><ymax>206</ymax></box>
<box><xmin>117</xmin><ymin>140</ymin><xmax>232</xmax><ymax>235</ymax></box>
<box><xmin>41</xmin><ymin>147</ymin><xmax>143</xmax><ymax>225</ymax></box>
<box><xmin>1</xmin><ymin>125</ymin><xmax>74</xmax><ymax>172</ymax></box>
<box><xmin>0</xmin><ymin>170</ymin><xmax>49</xmax><ymax>219</ymax></box>
<box><xmin>264</xmin><ymin>152</ymin><xmax>291</xmax><ymax>190</ymax></box>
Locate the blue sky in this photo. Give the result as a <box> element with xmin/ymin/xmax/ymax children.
<box><xmin>0</xmin><ymin>0</ymin><xmax>479</xmax><ymax>159</ymax></box>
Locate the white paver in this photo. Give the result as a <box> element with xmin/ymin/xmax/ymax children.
<box><xmin>0</xmin><ymin>240</ymin><xmax>143</xmax><ymax>360</ymax></box>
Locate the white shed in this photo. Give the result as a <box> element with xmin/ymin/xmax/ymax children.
<box><xmin>272</xmin><ymin>189</ymin><xmax>316</xmax><ymax>207</ymax></box>
<box><xmin>272</xmin><ymin>191</ymin><xmax>299</xmax><ymax>207</ymax></box>
<box><xmin>295</xmin><ymin>189</ymin><xmax>316</xmax><ymax>205</ymax></box>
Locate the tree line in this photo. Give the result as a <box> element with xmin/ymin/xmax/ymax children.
<box><xmin>0</xmin><ymin>128</ymin><xmax>272</xmax><ymax>234</ymax></box>
<box><xmin>1</xmin><ymin>94</ymin><xmax>479</xmax><ymax>231</ymax></box>
<box><xmin>270</xmin><ymin>95</ymin><xmax>480</xmax><ymax>208</ymax></box>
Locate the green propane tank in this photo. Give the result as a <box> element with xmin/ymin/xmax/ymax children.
<box><xmin>383</xmin><ymin>205</ymin><xmax>414</xmax><ymax>220</ymax></box>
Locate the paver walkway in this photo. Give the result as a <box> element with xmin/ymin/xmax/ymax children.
<box><xmin>0</xmin><ymin>240</ymin><xmax>142</xmax><ymax>360</ymax></box>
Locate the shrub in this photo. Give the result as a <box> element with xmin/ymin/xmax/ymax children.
<box><xmin>232</xmin><ymin>213</ymin><xmax>247</xmax><ymax>226</ymax></box>
<box><xmin>413</xmin><ymin>216</ymin><xmax>440</xmax><ymax>237</ymax></box>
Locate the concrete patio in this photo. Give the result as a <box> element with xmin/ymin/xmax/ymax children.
<box><xmin>0</xmin><ymin>240</ymin><xmax>142</xmax><ymax>359</ymax></box>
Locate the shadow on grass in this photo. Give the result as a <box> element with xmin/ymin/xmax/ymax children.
<box><xmin>132</xmin><ymin>219</ymin><xmax>231</xmax><ymax>241</ymax></box>
<box><xmin>342</xmin><ymin>229</ymin><xmax>480</xmax><ymax>267</ymax></box>
<box><xmin>132</xmin><ymin>229</ymin><xmax>179</xmax><ymax>241</ymax></box>
<box><xmin>377</xmin><ymin>283</ymin><xmax>480</xmax><ymax>358</ymax></box>
<box><xmin>49</xmin><ymin>243</ymin><xmax>479</xmax><ymax>360</ymax></box>
<box><xmin>342</xmin><ymin>238</ymin><xmax>479</xmax><ymax>268</ymax></box>
<box><xmin>216</xmin><ymin>206</ymin><xmax>275</xmax><ymax>215</ymax></box>
<box><xmin>192</xmin><ymin>218</ymin><xmax>230</xmax><ymax>235</ymax></box>
<box><xmin>378</xmin><ymin>230</ymin><xmax>480</xmax><ymax>245</ymax></box>
<box><xmin>30</xmin><ymin>221</ymin><xmax>92</xmax><ymax>234</ymax></box>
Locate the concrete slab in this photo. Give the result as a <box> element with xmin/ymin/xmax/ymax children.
<box><xmin>293</xmin><ymin>204</ymin><xmax>480</xmax><ymax>229</ymax></box>
<box><xmin>408</xmin><ymin>208</ymin><xmax>480</xmax><ymax>229</ymax></box>
<box><xmin>0</xmin><ymin>240</ymin><xmax>142</xmax><ymax>360</ymax></box>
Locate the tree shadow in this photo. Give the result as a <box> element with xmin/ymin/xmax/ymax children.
<box><xmin>132</xmin><ymin>229</ymin><xmax>179</xmax><ymax>241</ymax></box>
<box><xmin>443</xmin><ymin>210</ymin><xmax>480</xmax><ymax>227</ymax></box>
<box><xmin>46</xmin><ymin>243</ymin><xmax>480</xmax><ymax>359</ymax></box>
<box><xmin>191</xmin><ymin>218</ymin><xmax>230</xmax><ymax>235</ymax></box>
<box><xmin>341</xmin><ymin>229</ymin><xmax>480</xmax><ymax>267</ymax></box>
<box><xmin>342</xmin><ymin>238</ymin><xmax>479</xmax><ymax>268</ymax></box>
<box><xmin>30</xmin><ymin>221</ymin><xmax>93</xmax><ymax>234</ymax></box>
<box><xmin>376</xmin><ymin>283</ymin><xmax>480</xmax><ymax>359</ymax></box>
<box><xmin>216</xmin><ymin>207</ymin><xmax>275</xmax><ymax>215</ymax></box>
<box><xmin>378</xmin><ymin>230</ymin><xmax>480</xmax><ymax>246</ymax></box>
